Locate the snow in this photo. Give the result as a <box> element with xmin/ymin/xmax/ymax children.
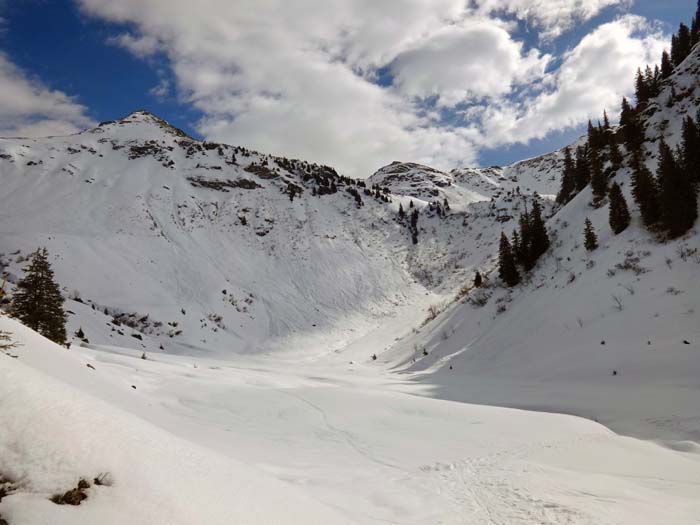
<box><xmin>2</xmin><ymin>314</ymin><xmax>700</xmax><ymax>524</ymax></box>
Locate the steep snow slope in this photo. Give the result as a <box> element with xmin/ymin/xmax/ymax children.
<box><xmin>3</xmin><ymin>314</ymin><xmax>700</xmax><ymax>524</ymax></box>
<box><xmin>0</xmin><ymin>109</ymin><xmax>566</xmax><ymax>358</ymax></box>
<box><xmin>387</xmin><ymin>46</ymin><xmax>700</xmax><ymax>443</ymax></box>
<box><xmin>0</xmin><ymin>112</ymin><xmax>447</xmax><ymax>356</ymax></box>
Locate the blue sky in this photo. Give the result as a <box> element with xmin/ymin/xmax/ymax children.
<box><xmin>0</xmin><ymin>1</ymin><xmax>694</xmax><ymax>175</ymax></box>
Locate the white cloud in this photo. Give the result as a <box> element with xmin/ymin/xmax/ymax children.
<box><xmin>390</xmin><ymin>21</ymin><xmax>550</xmax><ymax>106</ymax></box>
<box><xmin>107</xmin><ymin>33</ymin><xmax>161</xmax><ymax>58</ymax></box>
<box><xmin>472</xmin><ymin>0</ymin><xmax>632</xmax><ymax>39</ymax></box>
<box><xmin>0</xmin><ymin>53</ymin><xmax>93</xmax><ymax>138</ymax></box>
<box><xmin>477</xmin><ymin>15</ymin><xmax>667</xmax><ymax>146</ymax></box>
<box><xmin>76</xmin><ymin>0</ymin><xmax>664</xmax><ymax>175</ymax></box>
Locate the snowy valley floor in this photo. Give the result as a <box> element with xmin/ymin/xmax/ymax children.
<box><xmin>1</xmin><ymin>315</ymin><xmax>699</xmax><ymax>524</ymax></box>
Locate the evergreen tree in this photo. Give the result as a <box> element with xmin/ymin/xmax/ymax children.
<box><xmin>583</xmin><ymin>218</ymin><xmax>598</xmax><ymax>251</ymax></box>
<box><xmin>620</xmin><ymin>97</ymin><xmax>644</xmax><ymax>152</ymax></box>
<box><xmin>681</xmin><ymin>115</ymin><xmax>700</xmax><ymax>184</ymax></box>
<box><xmin>660</xmin><ymin>50</ymin><xmax>674</xmax><ymax>79</ymax></box>
<box><xmin>528</xmin><ymin>199</ymin><xmax>550</xmax><ymax>264</ymax></box>
<box><xmin>473</xmin><ymin>271</ymin><xmax>482</xmax><ymax>288</ymax></box>
<box><xmin>574</xmin><ymin>144</ymin><xmax>591</xmax><ymax>191</ymax></box>
<box><xmin>516</xmin><ymin>211</ymin><xmax>532</xmax><ymax>268</ymax></box>
<box><xmin>657</xmin><ymin>140</ymin><xmax>697</xmax><ymax>238</ymax></box>
<box><xmin>398</xmin><ymin>203</ymin><xmax>406</xmax><ymax>220</ymax></box>
<box><xmin>511</xmin><ymin>229</ymin><xmax>526</xmax><ymax>268</ymax></box>
<box><xmin>630</xmin><ymin>151</ymin><xmax>660</xmax><ymax>227</ymax></box>
<box><xmin>556</xmin><ymin>147</ymin><xmax>576</xmax><ymax>204</ymax></box>
<box><xmin>603</xmin><ymin>110</ymin><xmax>611</xmax><ymax>130</ymax></box>
<box><xmin>608</xmin><ymin>183</ymin><xmax>631</xmax><ymax>234</ymax></box>
<box><xmin>635</xmin><ymin>68</ymin><xmax>649</xmax><ymax>106</ymax></box>
<box><xmin>498</xmin><ymin>233</ymin><xmax>520</xmax><ymax>287</ymax></box>
<box><xmin>692</xmin><ymin>0</ymin><xmax>700</xmax><ymax>46</ymax></box>
<box><xmin>410</xmin><ymin>209</ymin><xmax>419</xmax><ymax>244</ymax></box>
<box><xmin>590</xmin><ymin>151</ymin><xmax>608</xmax><ymax>203</ymax></box>
<box><xmin>10</xmin><ymin>248</ymin><xmax>67</xmax><ymax>345</ymax></box>
<box><xmin>672</xmin><ymin>23</ymin><xmax>692</xmax><ymax>66</ymax></box>
<box><xmin>609</xmin><ymin>138</ymin><xmax>623</xmax><ymax>172</ymax></box>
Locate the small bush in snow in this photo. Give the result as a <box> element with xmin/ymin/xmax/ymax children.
<box><xmin>467</xmin><ymin>289</ymin><xmax>491</xmax><ymax>308</ymax></box>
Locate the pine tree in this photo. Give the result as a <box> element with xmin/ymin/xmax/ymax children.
<box><xmin>511</xmin><ymin>229</ymin><xmax>526</xmax><ymax>268</ymax></box>
<box><xmin>692</xmin><ymin>0</ymin><xmax>700</xmax><ymax>46</ymax></box>
<box><xmin>516</xmin><ymin>211</ymin><xmax>531</xmax><ymax>268</ymax></box>
<box><xmin>10</xmin><ymin>248</ymin><xmax>67</xmax><ymax>345</ymax></box>
<box><xmin>410</xmin><ymin>209</ymin><xmax>419</xmax><ymax>244</ymax></box>
<box><xmin>574</xmin><ymin>145</ymin><xmax>591</xmax><ymax>191</ymax></box>
<box><xmin>681</xmin><ymin>115</ymin><xmax>700</xmax><ymax>184</ymax></box>
<box><xmin>473</xmin><ymin>271</ymin><xmax>482</xmax><ymax>288</ymax></box>
<box><xmin>583</xmin><ymin>218</ymin><xmax>598</xmax><ymax>251</ymax></box>
<box><xmin>609</xmin><ymin>138</ymin><xmax>623</xmax><ymax>172</ymax></box>
<box><xmin>608</xmin><ymin>183</ymin><xmax>631</xmax><ymax>234</ymax></box>
<box><xmin>620</xmin><ymin>97</ymin><xmax>644</xmax><ymax>152</ymax></box>
<box><xmin>603</xmin><ymin>110</ymin><xmax>611</xmax><ymax>130</ymax></box>
<box><xmin>528</xmin><ymin>199</ymin><xmax>550</xmax><ymax>264</ymax></box>
<box><xmin>498</xmin><ymin>233</ymin><xmax>520</xmax><ymax>287</ymax></box>
<box><xmin>630</xmin><ymin>151</ymin><xmax>660</xmax><ymax>227</ymax></box>
<box><xmin>556</xmin><ymin>147</ymin><xmax>576</xmax><ymax>204</ymax></box>
<box><xmin>398</xmin><ymin>203</ymin><xmax>406</xmax><ymax>220</ymax></box>
<box><xmin>635</xmin><ymin>68</ymin><xmax>649</xmax><ymax>106</ymax></box>
<box><xmin>590</xmin><ymin>151</ymin><xmax>608</xmax><ymax>203</ymax></box>
<box><xmin>660</xmin><ymin>50</ymin><xmax>673</xmax><ymax>79</ymax></box>
<box><xmin>672</xmin><ymin>23</ymin><xmax>692</xmax><ymax>66</ymax></box>
<box><xmin>657</xmin><ymin>140</ymin><xmax>697</xmax><ymax>238</ymax></box>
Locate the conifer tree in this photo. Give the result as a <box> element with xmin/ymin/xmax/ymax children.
<box><xmin>608</xmin><ymin>183</ymin><xmax>631</xmax><ymax>234</ymax></box>
<box><xmin>672</xmin><ymin>23</ymin><xmax>692</xmax><ymax>66</ymax></box>
<box><xmin>473</xmin><ymin>271</ymin><xmax>482</xmax><ymax>288</ymax></box>
<box><xmin>681</xmin><ymin>115</ymin><xmax>700</xmax><ymax>183</ymax></box>
<box><xmin>590</xmin><ymin>152</ymin><xmax>608</xmax><ymax>203</ymax></box>
<box><xmin>556</xmin><ymin>147</ymin><xmax>576</xmax><ymax>204</ymax></box>
<box><xmin>657</xmin><ymin>140</ymin><xmax>697</xmax><ymax>238</ymax></box>
<box><xmin>603</xmin><ymin>110</ymin><xmax>611</xmax><ymax>130</ymax></box>
<box><xmin>583</xmin><ymin>218</ymin><xmax>598</xmax><ymax>251</ymax></box>
<box><xmin>10</xmin><ymin>248</ymin><xmax>67</xmax><ymax>345</ymax></box>
<box><xmin>410</xmin><ymin>209</ymin><xmax>419</xmax><ymax>244</ymax></box>
<box><xmin>620</xmin><ymin>97</ymin><xmax>644</xmax><ymax>152</ymax></box>
<box><xmin>528</xmin><ymin>199</ymin><xmax>550</xmax><ymax>264</ymax></box>
<box><xmin>574</xmin><ymin>145</ymin><xmax>591</xmax><ymax>191</ymax></box>
<box><xmin>635</xmin><ymin>68</ymin><xmax>649</xmax><ymax>106</ymax></box>
<box><xmin>511</xmin><ymin>229</ymin><xmax>526</xmax><ymax>268</ymax></box>
<box><xmin>498</xmin><ymin>233</ymin><xmax>520</xmax><ymax>287</ymax></box>
<box><xmin>630</xmin><ymin>151</ymin><xmax>660</xmax><ymax>227</ymax></box>
<box><xmin>398</xmin><ymin>203</ymin><xmax>406</xmax><ymax>220</ymax></box>
<box><xmin>516</xmin><ymin>211</ymin><xmax>532</xmax><ymax>268</ymax></box>
<box><xmin>692</xmin><ymin>0</ymin><xmax>700</xmax><ymax>46</ymax></box>
<box><xmin>660</xmin><ymin>50</ymin><xmax>673</xmax><ymax>79</ymax></box>
<box><xmin>609</xmin><ymin>138</ymin><xmax>623</xmax><ymax>172</ymax></box>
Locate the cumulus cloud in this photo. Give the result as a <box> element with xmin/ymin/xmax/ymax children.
<box><xmin>477</xmin><ymin>15</ymin><xmax>666</xmax><ymax>146</ymax></box>
<box><xmin>0</xmin><ymin>53</ymin><xmax>93</xmax><ymax>137</ymax></box>
<box><xmin>390</xmin><ymin>21</ymin><xmax>550</xmax><ymax>106</ymax></box>
<box><xmin>76</xmin><ymin>0</ymin><xmax>664</xmax><ymax>175</ymax></box>
<box><xmin>472</xmin><ymin>0</ymin><xmax>632</xmax><ymax>39</ymax></box>
<box><xmin>107</xmin><ymin>33</ymin><xmax>161</xmax><ymax>58</ymax></box>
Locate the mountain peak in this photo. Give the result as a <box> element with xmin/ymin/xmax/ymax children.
<box><xmin>95</xmin><ymin>110</ymin><xmax>192</xmax><ymax>139</ymax></box>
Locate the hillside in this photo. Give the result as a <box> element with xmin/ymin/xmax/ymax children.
<box><xmin>0</xmin><ymin>109</ymin><xmax>563</xmax><ymax>358</ymax></box>
<box><xmin>387</xmin><ymin>42</ymin><xmax>700</xmax><ymax>443</ymax></box>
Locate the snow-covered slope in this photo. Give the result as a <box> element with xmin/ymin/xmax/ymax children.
<box><xmin>3</xmin><ymin>314</ymin><xmax>700</xmax><ymax>524</ymax></box>
<box><xmin>0</xmin><ymin>112</ymin><xmax>443</xmax><ymax>356</ymax></box>
<box><xmin>388</xmin><ymin>45</ymin><xmax>700</xmax><ymax>443</ymax></box>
